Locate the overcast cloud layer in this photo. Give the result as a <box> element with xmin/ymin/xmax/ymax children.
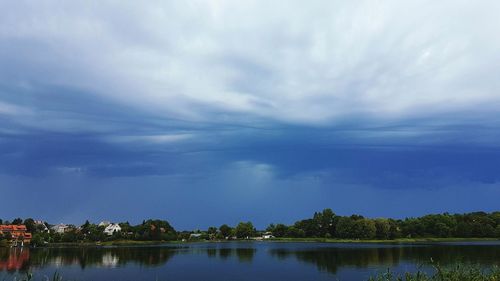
<box><xmin>1</xmin><ymin>1</ymin><xmax>500</xmax><ymax>228</ymax></box>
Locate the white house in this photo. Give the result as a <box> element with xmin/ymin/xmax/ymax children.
<box><xmin>104</xmin><ymin>223</ymin><xmax>122</xmax><ymax>236</ymax></box>
<box><xmin>98</xmin><ymin>221</ymin><xmax>111</xmax><ymax>227</ymax></box>
<box><xmin>34</xmin><ymin>220</ymin><xmax>49</xmax><ymax>233</ymax></box>
<box><xmin>189</xmin><ymin>233</ymin><xmax>202</xmax><ymax>239</ymax></box>
<box><xmin>51</xmin><ymin>224</ymin><xmax>69</xmax><ymax>234</ymax></box>
<box><xmin>262</xmin><ymin>232</ymin><xmax>275</xmax><ymax>239</ymax></box>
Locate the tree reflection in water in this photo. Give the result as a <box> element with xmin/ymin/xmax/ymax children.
<box><xmin>0</xmin><ymin>248</ymin><xmax>30</xmax><ymax>272</ymax></box>
<box><xmin>269</xmin><ymin>244</ymin><xmax>500</xmax><ymax>274</ymax></box>
<box><xmin>0</xmin><ymin>245</ymin><xmax>258</xmax><ymax>273</ymax></box>
<box><xmin>202</xmin><ymin>247</ymin><xmax>256</xmax><ymax>262</ymax></box>
<box><xmin>1</xmin><ymin>243</ymin><xmax>499</xmax><ymax>276</ymax></box>
<box><xmin>0</xmin><ymin>246</ymin><xmax>180</xmax><ymax>271</ymax></box>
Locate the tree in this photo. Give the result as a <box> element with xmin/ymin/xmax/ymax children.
<box><xmin>12</xmin><ymin>218</ymin><xmax>23</xmax><ymax>225</ymax></box>
<box><xmin>313</xmin><ymin>209</ymin><xmax>337</xmax><ymax>237</ymax></box>
<box><xmin>207</xmin><ymin>226</ymin><xmax>217</xmax><ymax>234</ymax></box>
<box><xmin>494</xmin><ymin>225</ymin><xmax>500</xmax><ymax>238</ymax></box>
<box><xmin>219</xmin><ymin>224</ymin><xmax>232</xmax><ymax>238</ymax></box>
<box><xmin>286</xmin><ymin>226</ymin><xmax>305</xmax><ymax>238</ymax></box>
<box><xmin>335</xmin><ymin>217</ymin><xmax>354</xmax><ymax>239</ymax></box>
<box><xmin>294</xmin><ymin>219</ymin><xmax>318</xmax><ymax>237</ymax></box>
<box><xmin>388</xmin><ymin>219</ymin><xmax>402</xmax><ymax>239</ymax></box>
<box><xmin>23</xmin><ymin>218</ymin><xmax>36</xmax><ymax>233</ymax></box>
<box><xmin>87</xmin><ymin>225</ymin><xmax>106</xmax><ymax>242</ymax></box>
<box><xmin>273</xmin><ymin>224</ymin><xmax>289</xmax><ymax>237</ymax></box>
<box><xmin>81</xmin><ymin>220</ymin><xmax>91</xmax><ymax>232</ymax></box>
<box><xmin>135</xmin><ymin>219</ymin><xmax>177</xmax><ymax>241</ymax></box>
<box><xmin>31</xmin><ymin>234</ymin><xmax>45</xmax><ymax>247</ymax></box>
<box><xmin>235</xmin><ymin>222</ymin><xmax>256</xmax><ymax>239</ymax></box>
<box><xmin>374</xmin><ymin>219</ymin><xmax>391</xmax><ymax>240</ymax></box>
<box><xmin>353</xmin><ymin>219</ymin><xmax>376</xmax><ymax>239</ymax></box>
<box><xmin>207</xmin><ymin>226</ymin><xmax>218</xmax><ymax>240</ymax></box>
<box><xmin>4</xmin><ymin>232</ymin><xmax>12</xmax><ymax>241</ymax></box>
<box><xmin>62</xmin><ymin>229</ymin><xmax>82</xmax><ymax>243</ymax></box>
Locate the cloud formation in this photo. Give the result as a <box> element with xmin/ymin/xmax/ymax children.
<box><xmin>1</xmin><ymin>0</ymin><xmax>500</xmax><ymax>128</ymax></box>
<box><xmin>1</xmin><ymin>1</ymin><xmax>500</xmax><ymax>226</ymax></box>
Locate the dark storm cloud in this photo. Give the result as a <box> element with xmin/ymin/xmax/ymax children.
<box><xmin>1</xmin><ymin>1</ymin><xmax>500</xmax><ymax>227</ymax></box>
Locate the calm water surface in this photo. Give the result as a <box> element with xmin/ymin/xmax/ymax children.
<box><xmin>1</xmin><ymin>241</ymin><xmax>499</xmax><ymax>281</ymax></box>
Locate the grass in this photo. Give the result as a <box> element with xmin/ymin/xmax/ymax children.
<box><xmin>368</xmin><ymin>263</ymin><xmax>500</xmax><ymax>281</ymax></box>
<box><xmin>1</xmin><ymin>272</ymin><xmax>63</xmax><ymax>281</ymax></box>
<box><xmin>35</xmin><ymin>237</ymin><xmax>499</xmax><ymax>248</ymax></box>
<box><xmin>271</xmin><ymin>237</ymin><xmax>500</xmax><ymax>243</ymax></box>
<box><xmin>41</xmin><ymin>240</ymin><xmax>183</xmax><ymax>248</ymax></box>
<box><xmin>2</xmin><ymin>264</ymin><xmax>500</xmax><ymax>280</ymax></box>
<box><xmin>2</xmin><ymin>237</ymin><xmax>494</xmax><ymax>248</ymax></box>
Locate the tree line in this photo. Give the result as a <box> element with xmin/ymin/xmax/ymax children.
<box><xmin>1</xmin><ymin>210</ymin><xmax>499</xmax><ymax>246</ymax></box>
<box><xmin>266</xmin><ymin>209</ymin><xmax>500</xmax><ymax>239</ymax></box>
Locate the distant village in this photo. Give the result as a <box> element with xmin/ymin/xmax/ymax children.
<box><xmin>0</xmin><ymin>220</ymin><xmax>132</xmax><ymax>247</ymax></box>
<box><xmin>0</xmin><ymin>218</ymin><xmax>272</xmax><ymax>247</ymax></box>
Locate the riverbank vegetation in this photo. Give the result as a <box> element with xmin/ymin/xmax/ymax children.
<box><xmin>265</xmin><ymin>209</ymin><xmax>500</xmax><ymax>240</ymax></box>
<box><xmin>368</xmin><ymin>263</ymin><xmax>500</xmax><ymax>281</ymax></box>
<box><xmin>3</xmin><ymin>264</ymin><xmax>500</xmax><ymax>281</ymax></box>
<box><xmin>1</xmin><ymin>210</ymin><xmax>499</xmax><ymax>247</ymax></box>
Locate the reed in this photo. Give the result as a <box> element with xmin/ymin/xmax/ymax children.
<box><xmin>368</xmin><ymin>263</ymin><xmax>500</xmax><ymax>281</ymax></box>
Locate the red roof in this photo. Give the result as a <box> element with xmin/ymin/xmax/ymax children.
<box><xmin>0</xmin><ymin>225</ymin><xmax>31</xmax><ymax>241</ymax></box>
<box><xmin>0</xmin><ymin>225</ymin><xmax>27</xmax><ymax>231</ymax></box>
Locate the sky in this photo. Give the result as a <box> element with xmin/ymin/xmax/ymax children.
<box><xmin>1</xmin><ymin>1</ymin><xmax>500</xmax><ymax>230</ymax></box>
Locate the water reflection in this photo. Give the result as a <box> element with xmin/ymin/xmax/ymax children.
<box><xmin>0</xmin><ymin>248</ymin><xmax>30</xmax><ymax>272</ymax></box>
<box><xmin>269</xmin><ymin>244</ymin><xmax>500</xmax><ymax>274</ymax></box>
<box><xmin>0</xmin><ymin>243</ymin><xmax>499</xmax><ymax>277</ymax></box>
<box><xmin>188</xmin><ymin>246</ymin><xmax>256</xmax><ymax>262</ymax></box>
<box><xmin>0</xmin><ymin>245</ymin><xmax>258</xmax><ymax>272</ymax></box>
<box><xmin>0</xmin><ymin>247</ymin><xmax>179</xmax><ymax>271</ymax></box>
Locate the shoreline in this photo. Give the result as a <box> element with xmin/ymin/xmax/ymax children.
<box><xmin>270</xmin><ymin>237</ymin><xmax>500</xmax><ymax>243</ymax></box>
<box><xmin>8</xmin><ymin>237</ymin><xmax>497</xmax><ymax>248</ymax></box>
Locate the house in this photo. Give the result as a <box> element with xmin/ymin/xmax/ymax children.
<box><xmin>98</xmin><ymin>221</ymin><xmax>111</xmax><ymax>227</ymax></box>
<box><xmin>189</xmin><ymin>233</ymin><xmax>202</xmax><ymax>239</ymax></box>
<box><xmin>51</xmin><ymin>224</ymin><xmax>69</xmax><ymax>234</ymax></box>
<box><xmin>34</xmin><ymin>220</ymin><xmax>49</xmax><ymax>233</ymax></box>
<box><xmin>0</xmin><ymin>225</ymin><xmax>32</xmax><ymax>244</ymax></box>
<box><xmin>104</xmin><ymin>223</ymin><xmax>122</xmax><ymax>236</ymax></box>
<box><xmin>262</xmin><ymin>232</ymin><xmax>275</xmax><ymax>239</ymax></box>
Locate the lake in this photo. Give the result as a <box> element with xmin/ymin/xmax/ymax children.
<box><xmin>1</xmin><ymin>241</ymin><xmax>499</xmax><ymax>281</ymax></box>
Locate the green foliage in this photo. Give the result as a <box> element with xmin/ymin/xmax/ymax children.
<box><xmin>132</xmin><ymin>219</ymin><xmax>177</xmax><ymax>241</ymax></box>
<box><xmin>368</xmin><ymin>263</ymin><xmax>500</xmax><ymax>281</ymax></box>
<box><xmin>31</xmin><ymin>233</ymin><xmax>45</xmax><ymax>247</ymax></box>
<box><xmin>219</xmin><ymin>224</ymin><xmax>232</xmax><ymax>238</ymax></box>
<box><xmin>285</xmin><ymin>226</ymin><xmax>305</xmax><ymax>238</ymax></box>
<box><xmin>375</xmin><ymin>219</ymin><xmax>391</xmax><ymax>240</ymax></box>
<box><xmin>267</xmin><ymin>210</ymin><xmax>500</xmax><ymax>240</ymax></box>
<box><xmin>1</xmin><ymin>210</ymin><xmax>499</xmax><ymax>245</ymax></box>
<box><xmin>313</xmin><ymin>208</ymin><xmax>336</xmax><ymax>237</ymax></box>
<box><xmin>293</xmin><ymin>219</ymin><xmax>318</xmax><ymax>237</ymax></box>
<box><xmin>23</xmin><ymin>218</ymin><xmax>36</xmax><ymax>233</ymax></box>
<box><xmin>336</xmin><ymin>216</ymin><xmax>373</xmax><ymax>239</ymax></box>
<box><xmin>234</xmin><ymin>222</ymin><xmax>256</xmax><ymax>239</ymax></box>
<box><xmin>2</xmin><ymin>232</ymin><xmax>12</xmax><ymax>241</ymax></box>
<box><xmin>267</xmin><ymin>223</ymin><xmax>289</xmax><ymax>237</ymax></box>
